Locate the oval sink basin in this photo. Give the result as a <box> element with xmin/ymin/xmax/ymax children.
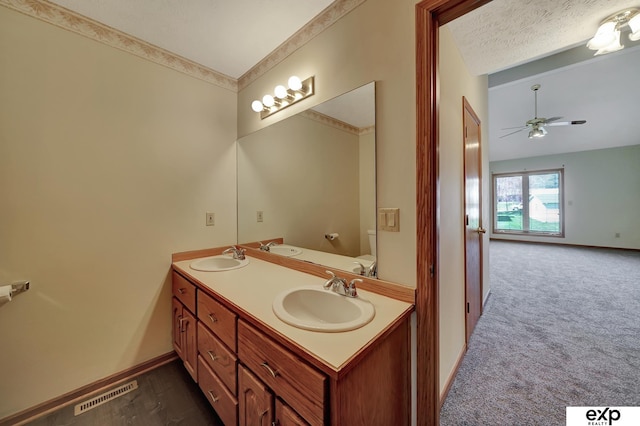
<box><xmin>269</xmin><ymin>245</ymin><xmax>302</xmax><ymax>257</ymax></box>
<box><xmin>272</xmin><ymin>286</ymin><xmax>375</xmax><ymax>332</ymax></box>
<box><xmin>190</xmin><ymin>255</ymin><xmax>249</xmax><ymax>272</ymax></box>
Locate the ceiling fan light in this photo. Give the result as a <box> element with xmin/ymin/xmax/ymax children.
<box><xmin>528</xmin><ymin>127</ymin><xmax>545</xmax><ymax>139</ymax></box>
<box><xmin>587</xmin><ymin>21</ymin><xmax>617</xmax><ymax>50</ymax></box>
<box><xmin>629</xmin><ymin>13</ymin><xmax>640</xmax><ymax>41</ymax></box>
<box><xmin>593</xmin><ymin>31</ymin><xmax>623</xmax><ymax>55</ymax></box>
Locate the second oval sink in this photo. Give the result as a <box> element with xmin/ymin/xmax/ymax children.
<box><xmin>269</xmin><ymin>245</ymin><xmax>303</xmax><ymax>257</ymax></box>
<box><xmin>272</xmin><ymin>285</ymin><xmax>375</xmax><ymax>332</ymax></box>
<box><xmin>190</xmin><ymin>255</ymin><xmax>249</xmax><ymax>272</ymax></box>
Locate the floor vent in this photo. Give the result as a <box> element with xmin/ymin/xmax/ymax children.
<box><xmin>74</xmin><ymin>380</ymin><xmax>138</xmax><ymax>416</ymax></box>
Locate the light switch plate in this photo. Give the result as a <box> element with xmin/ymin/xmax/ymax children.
<box><xmin>206</xmin><ymin>212</ymin><xmax>215</xmax><ymax>226</ymax></box>
<box><xmin>379</xmin><ymin>208</ymin><xmax>400</xmax><ymax>232</ymax></box>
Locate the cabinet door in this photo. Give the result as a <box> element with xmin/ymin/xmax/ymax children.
<box><xmin>276</xmin><ymin>399</ymin><xmax>309</xmax><ymax>426</ymax></box>
<box><xmin>239</xmin><ymin>365</ymin><xmax>273</xmax><ymax>426</ymax></box>
<box><xmin>172</xmin><ymin>298</ymin><xmax>184</xmax><ymax>358</ymax></box>
<box><xmin>182</xmin><ymin>308</ymin><xmax>198</xmax><ymax>382</ymax></box>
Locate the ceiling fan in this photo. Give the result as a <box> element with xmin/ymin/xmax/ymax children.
<box><xmin>500</xmin><ymin>84</ymin><xmax>586</xmax><ymax>139</ymax></box>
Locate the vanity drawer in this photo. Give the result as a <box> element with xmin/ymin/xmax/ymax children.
<box><xmin>197</xmin><ymin>322</ymin><xmax>237</xmax><ymax>394</ymax></box>
<box><xmin>238</xmin><ymin>320</ymin><xmax>326</xmax><ymax>426</ymax></box>
<box><xmin>172</xmin><ymin>271</ymin><xmax>196</xmax><ymax>313</ymax></box>
<box><xmin>197</xmin><ymin>290</ymin><xmax>237</xmax><ymax>352</ymax></box>
<box><xmin>198</xmin><ymin>356</ymin><xmax>238</xmax><ymax>426</ymax></box>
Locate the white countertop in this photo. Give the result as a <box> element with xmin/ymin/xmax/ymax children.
<box><xmin>173</xmin><ymin>254</ymin><xmax>413</xmax><ymax>372</ymax></box>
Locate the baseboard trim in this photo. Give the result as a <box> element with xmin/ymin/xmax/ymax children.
<box><xmin>0</xmin><ymin>351</ymin><xmax>178</xmax><ymax>426</ymax></box>
<box><xmin>489</xmin><ymin>237</ymin><xmax>640</xmax><ymax>253</ymax></box>
<box><xmin>439</xmin><ymin>343</ymin><xmax>467</xmax><ymax>409</ymax></box>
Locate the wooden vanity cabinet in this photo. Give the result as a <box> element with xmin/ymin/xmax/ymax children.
<box><xmin>276</xmin><ymin>399</ymin><xmax>309</xmax><ymax>426</ymax></box>
<box><xmin>171</xmin><ymin>272</ymin><xmax>197</xmax><ymax>381</ymax></box>
<box><xmin>239</xmin><ymin>365</ymin><xmax>274</xmax><ymax>426</ymax></box>
<box><xmin>171</xmin><ymin>268</ymin><xmax>411</xmax><ymax>426</ymax></box>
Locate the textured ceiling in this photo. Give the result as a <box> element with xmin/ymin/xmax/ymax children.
<box><xmin>447</xmin><ymin>0</ymin><xmax>640</xmax><ymax>75</ymax></box>
<box><xmin>488</xmin><ymin>46</ymin><xmax>640</xmax><ymax>161</ymax></box>
<box><xmin>49</xmin><ymin>0</ymin><xmax>335</xmax><ymax>79</ymax></box>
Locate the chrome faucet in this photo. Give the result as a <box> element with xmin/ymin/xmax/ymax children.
<box><xmin>353</xmin><ymin>261</ymin><xmax>377</xmax><ymax>278</ymax></box>
<box><xmin>368</xmin><ymin>260</ymin><xmax>377</xmax><ymax>278</ymax></box>
<box><xmin>259</xmin><ymin>241</ymin><xmax>277</xmax><ymax>252</ymax></box>
<box><xmin>324</xmin><ymin>271</ymin><xmax>360</xmax><ymax>298</ymax></box>
<box><xmin>223</xmin><ymin>246</ymin><xmax>246</xmax><ymax>260</ymax></box>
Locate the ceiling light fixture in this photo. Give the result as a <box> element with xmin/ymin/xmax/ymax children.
<box><xmin>528</xmin><ymin>125</ymin><xmax>547</xmax><ymax>139</ymax></box>
<box><xmin>251</xmin><ymin>76</ymin><xmax>315</xmax><ymax>119</ymax></box>
<box><xmin>587</xmin><ymin>8</ymin><xmax>640</xmax><ymax>55</ymax></box>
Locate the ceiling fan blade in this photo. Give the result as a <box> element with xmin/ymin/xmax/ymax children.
<box><xmin>500</xmin><ymin>128</ymin><xmax>527</xmax><ymax>138</ymax></box>
<box><xmin>501</xmin><ymin>125</ymin><xmax>528</xmax><ymax>130</ymax></box>
<box><xmin>542</xmin><ymin>116</ymin><xmax>563</xmax><ymax>124</ymax></box>
<box><xmin>547</xmin><ymin>120</ymin><xmax>587</xmax><ymax>126</ymax></box>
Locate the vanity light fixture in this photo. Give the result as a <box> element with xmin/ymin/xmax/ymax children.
<box><xmin>586</xmin><ymin>8</ymin><xmax>640</xmax><ymax>55</ymax></box>
<box><xmin>251</xmin><ymin>76</ymin><xmax>315</xmax><ymax>119</ymax></box>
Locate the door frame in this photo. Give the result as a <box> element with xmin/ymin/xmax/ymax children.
<box><xmin>415</xmin><ymin>1</ymin><xmax>492</xmax><ymax>424</ymax></box>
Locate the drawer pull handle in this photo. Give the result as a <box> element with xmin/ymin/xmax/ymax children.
<box><xmin>178</xmin><ymin>288</ymin><xmax>186</xmax><ymax>294</ymax></box>
<box><xmin>207</xmin><ymin>391</ymin><xmax>219</xmax><ymax>403</ymax></box>
<box><xmin>178</xmin><ymin>317</ymin><xmax>186</xmax><ymax>332</ymax></box>
<box><xmin>261</xmin><ymin>362</ymin><xmax>278</xmax><ymax>378</ymax></box>
<box><xmin>208</xmin><ymin>314</ymin><xmax>218</xmax><ymax>323</ymax></box>
<box><xmin>207</xmin><ymin>351</ymin><xmax>219</xmax><ymax>362</ymax></box>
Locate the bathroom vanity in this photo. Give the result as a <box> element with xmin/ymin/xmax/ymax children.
<box><xmin>171</xmin><ymin>247</ymin><xmax>414</xmax><ymax>425</ymax></box>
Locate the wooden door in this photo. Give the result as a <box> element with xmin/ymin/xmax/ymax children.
<box><xmin>276</xmin><ymin>399</ymin><xmax>309</xmax><ymax>426</ymax></box>
<box><xmin>239</xmin><ymin>365</ymin><xmax>274</xmax><ymax>426</ymax></box>
<box><xmin>463</xmin><ymin>97</ymin><xmax>484</xmax><ymax>342</ymax></box>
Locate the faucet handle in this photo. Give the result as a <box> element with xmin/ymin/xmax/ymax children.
<box><xmin>352</xmin><ymin>262</ymin><xmax>366</xmax><ymax>276</ymax></box>
<box><xmin>346</xmin><ymin>279</ymin><xmax>362</xmax><ymax>298</ymax></box>
<box><xmin>323</xmin><ymin>270</ymin><xmax>336</xmax><ymax>289</ymax></box>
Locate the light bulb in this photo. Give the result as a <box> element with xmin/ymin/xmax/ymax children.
<box><xmin>274</xmin><ymin>85</ymin><xmax>288</xmax><ymax>99</ymax></box>
<box><xmin>594</xmin><ymin>30</ymin><xmax>622</xmax><ymax>55</ymax></box>
<box><xmin>587</xmin><ymin>21</ymin><xmax>617</xmax><ymax>50</ymax></box>
<box><xmin>629</xmin><ymin>13</ymin><xmax>640</xmax><ymax>41</ymax></box>
<box><xmin>251</xmin><ymin>100</ymin><xmax>264</xmax><ymax>112</ymax></box>
<box><xmin>262</xmin><ymin>94</ymin><xmax>275</xmax><ymax>107</ymax></box>
<box><xmin>288</xmin><ymin>76</ymin><xmax>303</xmax><ymax>91</ymax></box>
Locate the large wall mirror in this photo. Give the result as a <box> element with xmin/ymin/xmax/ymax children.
<box><xmin>237</xmin><ymin>81</ymin><xmax>377</xmax><ymax>276</ymax></box>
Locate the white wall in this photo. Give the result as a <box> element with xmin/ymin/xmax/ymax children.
<box><xmin>359</xmin><ymin>129</ymin><xmax>376</xmax><ymax>255</ymax></box>
<box><xmin>0</xmin><ymin>7</ymin><xmax>237</xmax><ymax>417</ymax></box>
<box><xmin>490</xmin><ymin>145</ymin><xmax>640</xmax><ymax>249</ymax></box>
<box><xmin>438</xmin><ymin>26</ymin><xmax>490</xmax><ymax>395</ymax></box>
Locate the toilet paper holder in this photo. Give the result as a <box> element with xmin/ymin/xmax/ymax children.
<box><xmin>8</xmin><ymin>280</ymin><xmax>30</xmax><ymax>296</ymax></box>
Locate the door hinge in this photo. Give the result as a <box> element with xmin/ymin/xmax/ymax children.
<box><xmin>465</xmin><ymin>214</ymin><xmax>469</xmax><ymax>226</ymax></box>
<box><xmin>429</xmin><ymin>264</ymin><xmax>435</xmax><ymax>277</ymax></box>
<box><xmin>466</xmin><ymin>302</ymin><xmax>470</xmax><ymax>314</ymax></box>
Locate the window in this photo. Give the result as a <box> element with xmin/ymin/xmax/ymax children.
<box><xmin>493</xmin><ymin>169</ymin><xmax>564</xmax><ymax>236</ymax></box>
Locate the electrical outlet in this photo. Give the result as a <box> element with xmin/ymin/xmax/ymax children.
<box><xmin>206</xmin><ymin>212</ymin><xmax>215</xmax><ymax>226</ymax></box>
<box><xmin>257</xmin><ymin>211</ymin><xmax>264</xmax><ymax>222</ymax></box>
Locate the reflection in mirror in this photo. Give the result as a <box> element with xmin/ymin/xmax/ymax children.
<box><xmin>237</xmin><ymin>82</ymin><xmax>377</xmax><ymax>276</ymax></box>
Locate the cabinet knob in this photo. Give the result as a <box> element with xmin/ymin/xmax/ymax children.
<box><xmin>260</xmin><ymin>362</ymin><xmax>278</xmax><ymax>378</ymax></box>
<box><xmin>178</xmin><ymin>288</ymin><xmax>186</xmax><ymax>294</ymax></box>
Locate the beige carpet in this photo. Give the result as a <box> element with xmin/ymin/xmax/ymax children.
<box><xmin>440</xmin><ymin>241</ymin><xmax>640</xmax><ymax>425</ymax></box>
